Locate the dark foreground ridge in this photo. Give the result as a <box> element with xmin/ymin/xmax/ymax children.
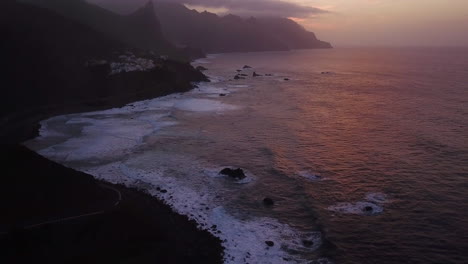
<box><xmin>0</xmin><ymin>1</ymin><xmax>223</xmax><ymax>263</ymax></box>
<box><xmin>0</xmin><ymin>145</ymin><xmax>224</xmax><ymax>263</ymax></box>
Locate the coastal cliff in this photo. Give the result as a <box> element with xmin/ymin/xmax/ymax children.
<box><xmin>154</xmin><ymin>2</ymin><xmax>332</xmax><ymax>53</ymax></box>
<box><xmin>0</xmin><ymin>1</ymin><xmax>207</xmax><ymax>143</ymax></box>
<box><xmin>0</xmin><ymin>2</ymin><xmax>222</xmax><ymax>262</ymax></box>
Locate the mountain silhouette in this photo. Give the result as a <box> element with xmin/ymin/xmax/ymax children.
<box><xmin>153</xmin><ymin>2</ymin><xmax>332</xmax><ymax>53</ymax></box>
<box><xmin>19</xmin><ymin>0</ymin><xmax>198</xmax><ymax>60</ymax></box>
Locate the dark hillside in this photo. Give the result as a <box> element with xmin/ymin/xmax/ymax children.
<box><xmin>154</xmin><ymin>2</ymin><xmax>332</xmax><ymax>53</ymax></box>
<box><xmin>19</xmin><ymin>0</ymin><xmax>200</xmax><ymax>60</ymax></box>
<box><xmin>0</xmin><ymin>1</ymin><xmax>206</xmax><ymax>143</ymax></box>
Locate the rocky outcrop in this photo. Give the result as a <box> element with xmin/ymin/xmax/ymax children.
<box><xmin>263</xmin><ymin>197</ymin><xmax>275</xmax><ymax>206</ymax></box>
<box><xmin>196</xmin><ymin>66</ymin><xmax>208</xmax><ymax>71</ymax></box>
<box><xmin>219</xmin><ymin>168</ymin><xmax>246</xmax><ymax>180</ymax></box>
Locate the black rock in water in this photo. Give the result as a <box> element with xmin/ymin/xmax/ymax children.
<box><xmin>363</xmin><ymin>206</ymin><xmax>373</xmax><ymax>212</ymax></box>
<box><xmin>284</xmin><ymin>78</ymin><xmax>290</xmax><ymax>81</ymax></box>
<box><xmin>265</xmin><ymin>241</ymin><xmax>274</xmax><ymax>247</ymax></box>
<box><xmin>302</xmin><ymin>240</ymin><xmax>314</xmax><ymax>247</ymax></box>
<box><xmin>253</xmin><ymin>72</ymin><xmax>262</xmax><ymax>77</ymax></box>
<box><xmin>263</xmin><ymin>197</ymin><xmax>274</xmax><ymax>206</ymax></box>
<box><xmin>243</xmin><ymin>65</ymin><xmax>252</xmax><ymax>69</ymax></box>
<box><xmin>219</xmin><ymin>94</ymin><xmax>226</xmax><ymax>97</ymax></box>
<box><xmin>219</xmin><ymin>168</ymin><xmax>246</xmax><ymax>180</ymax></box>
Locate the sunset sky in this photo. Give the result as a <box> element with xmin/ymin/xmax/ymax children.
<box><xmin>90</xmin><ymin>0</ymin><xmax>468</xmax><ymax>46</ymax></box>
<box><xmin>292</xmin><ymin>0</ymin><xmax>468</xmax><ymax>46</ymax></box>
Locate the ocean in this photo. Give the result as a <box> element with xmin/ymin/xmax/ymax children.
<box><xmin>26</xmin><ymin>47</ymin><xmax>468</xmax><ymax>263</ymax></box>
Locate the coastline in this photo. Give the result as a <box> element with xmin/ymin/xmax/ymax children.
<box><xmin>0</xmin><ymin>145</ymin><xmax>223</xmax><ymax>263</ymax></box>
<box><xmin>0</xmin><ymin>67</ymin><xmax>224</xmax><ymax>263</ymax></box>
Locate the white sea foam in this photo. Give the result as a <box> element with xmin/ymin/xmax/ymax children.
<box><xmin>28</xmin><ymin>72</ymin><xmax>322</xmax><ymax>263</ymax></box>
<box><xmin>328</xmin><ymin>192</ymin><xmax>389</xmax><ymax>216</ymax></box>
<box><xmin>328</xmin><ymin>201</ymin><xmax>383</xmax><ymax>216</ymax></box>
<box><xmin>297</xmin><ymin>171</ymin><xmax>323</xmax><ymax>181</ymax></box>
<box><xmin>228</xmin><ymin>84</ymin><xmax>250</xmax><ymax>88</ymax></box>
<box><xmin>37</xmin><ymin>117</ymin><xmax>67</xmax><ymax>138</ymax></box>
<box><xmin>206</xmin><ymin>54</ymin><xmax>219</xmax><ymax>59</ymax></box>
<box><xmin>206</xmin><ymin>75</ymin><xmax>226</xmax><ymax>83</ymax></box>
<box><xmin>173</xmin><ymin>98</ymin><xmax>239</xmax><ymax>112</ymax></box>
<box><xmin>209</xmin><ymin>207</ymin><xmax>322</xmax><ymax>264</ymax></box>
<box><xmin>193</xmin><ymin>58</ymin><xmax>211</xmax><ymax>64</ymax></box>
<box><xmin>365</xmin><ymin>192</ymin><xmax>389</xmax><ymax>204</ymax></box>
<box><xmin>38</xmin><ymin>117</ymin><xmax>156</xmax><ymax>162</ymax></box>
<box><xmin>194</xmin><ymin>85</ymin><xmax>231</xmax><ymax>95</ymax></box>
<box><xmin>81</xmin><ymin>156</ymin><xmax>321</xmax><ymax>264</ymax></box>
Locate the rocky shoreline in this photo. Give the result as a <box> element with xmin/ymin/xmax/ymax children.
<box><xmin>0</xmin><ymin>1</ymin><xmax>335</xmax><ymax>262</ymax></box>
<box><xmin>0</xmin><ymin>145</ymin><xmax>224</xmax><ymax>263</ymax></box>
<box><xmin>0</xmin><ymin>52</ymin><xmax>225</xmax><ymax>263</ymax></box>
<box><xmin>0</xmin><ymin>3</ymin><xmax>226</xmax><ymax>262</ymax></box>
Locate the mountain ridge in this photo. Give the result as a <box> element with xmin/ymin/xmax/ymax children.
<box><xmin>153</xmin><ymin>1</ymin><xmax>332</xmax><ymax>53</ymax></box>
<box><xmin>19</xmin><ymin>0</ymin><xmax>199</xmax><ymax>60</ymax></box>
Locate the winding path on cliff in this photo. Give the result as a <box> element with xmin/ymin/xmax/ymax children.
<box><xmin>0</xmin><ymin>184</ymin><xmax>122</xmax><ymax>236</ymax></box>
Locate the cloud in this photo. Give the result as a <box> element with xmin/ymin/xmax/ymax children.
<box><xmin>88</xmin><ymin>0</ymin><xmax>327</xmax><ymax>18</ymax></box>
<box><xmin>176</xmin><ymin>0</ymin><xmax>328</xmax><ymax>18</ymax></box>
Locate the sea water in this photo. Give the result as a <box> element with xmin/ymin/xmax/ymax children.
<box><xmin>26</xmin><ymin>47</ymin><xmax>468</xmax><ymax>264</ymax></box>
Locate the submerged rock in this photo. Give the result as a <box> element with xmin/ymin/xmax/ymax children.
<box><xmin>263</xmin><ymin>197</ymin><xmax>274</xmax><ymax>206</ymax></box>
<box><xmin>363</xmin><ymin>206</ymin><xmax>373</xmax><ymax>212</ymax></box>
<box><xmin>265</xmin><ymin>241</ymin><xmax>274</xmax><ymax>247</ymax></box>
<box><xmin>302</xmin><ymin>239</ymin><xmax>314</xmax><ymax>247</ymax></box>
<box><xmin>219</xmin><ymin>168</ymin><xmax>246</xmax><ymax>180</ymax></box>
<box><xmin>196</xmin><ymin>65</ymin><xmax>208</xmax><ymax>71</ymax></box>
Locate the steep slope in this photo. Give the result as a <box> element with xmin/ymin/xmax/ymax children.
<box><xmin>0</xmin><ymin>1</ymin><xmax>206</xmax><ymax>142</ymax></box>
<box><xmin>0</xmin><ymin>0</ymin><xmax>122</xmax><ymax>113</ymax></box>
<box><xmin>154</xmin><ymin>2</ymin><xmax>331</xmax><ymax>53</ymax></box>
<box><xmin>18</xmin><ymin>0</ymin><xmax>197</xmax><ymax>60</ymax></box>
<box><xmin>254</xmin><ymin>17</ymin><xmax>332</xmax><ymax>49</ymax></box>
<box><xmin>154</xmin><ymin>3</ymin><xmax>287</xmax><ymax>53</ymax></box>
